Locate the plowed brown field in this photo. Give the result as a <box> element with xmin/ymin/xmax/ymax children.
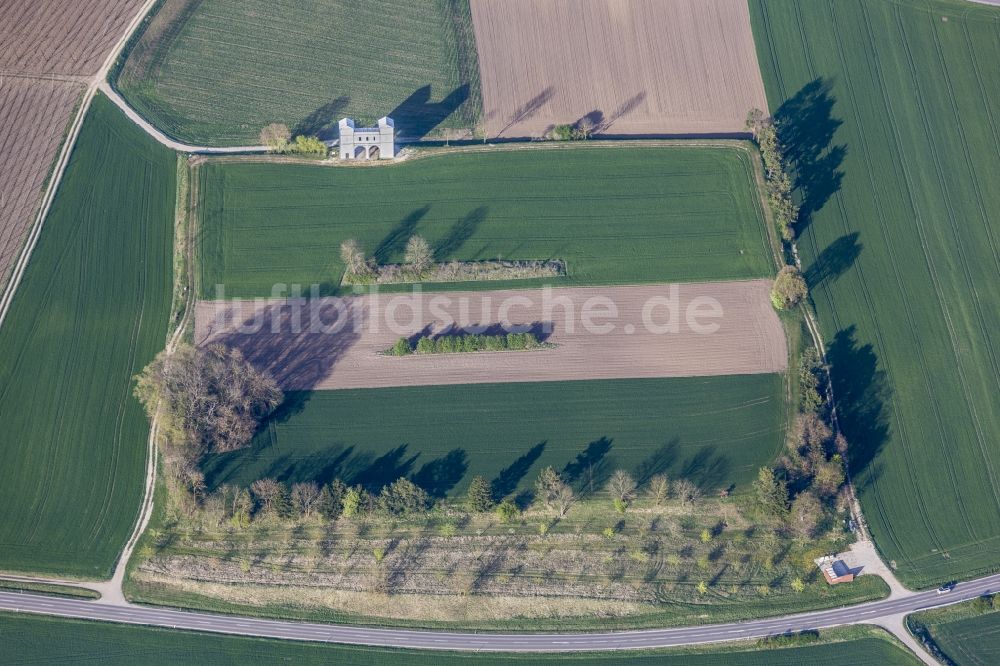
<box><xmin>471</xmin><ymin>0</ymin><xmax>768</xmax><ymax>138</ymax></box>
<box><xmin>0</xmin><ymin>0</ymin><xmax>147</xmax><ymax>76</ymax></box>
<box><xmin>0</xmin><ymin>0</ymin><xmax>148</xmax><ymax>290</ymax></box>
<box><xmin>195</xmin><ymin>281</ymin><xmax>786</xmax><ymax>390</ymax></box>
<box><xmin>0</xmin><ymin>79</ymin><xmax>83</xmax><ymax>285</ymax></box>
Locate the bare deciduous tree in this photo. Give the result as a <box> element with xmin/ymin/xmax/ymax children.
<box><xmin>260</xmin><ymin>123</ymin><xmax>291</xmax><ymax>152</ymax></box>
<box><xmin>535</xmin><ymin>466</ymin><xmax>573</xmax><ymax>515</ymax></box>
<box><xmin>673</xmin><ymin>479</ymin><xmax>702</xmax><ymax>507</ymax></box>
<box><xmin>291</xmin><ymin>481</ymin><xmax>322</xmax><ymax>517</ymax></box>
<box><xmin>606</xmin><ymin>469</ymin><xmax>637</xmax><ymax>503</ymax></box>
<box><xmin>404</xmin><ymin>235</ymin><xmax>433</xmax><ymax>274</ymax></box>
<box><xmin>250</xmin><ymin>478</ymin><xmax>286</xmax><ymax>516</ymax></box>
<box><xmin>646</xmin><ymin>474</ymin><xmax>670</xmax><ymax>506</ymax></box>
<box><xmin>340</xmin><ymin>239</ymin><xmax>368</xmax><ymax>277</ymax></box>
<box><xmin>553</xmin><ymin>483</ymin><xmax>575</xmax><ymax>517</ymax></box>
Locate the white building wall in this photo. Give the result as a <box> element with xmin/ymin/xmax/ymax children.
<box><xmin>338</xmin><ymin>117</ymin><xmax>394</xmax><ymax>160</ymax></box>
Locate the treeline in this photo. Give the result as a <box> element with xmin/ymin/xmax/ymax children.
<box><xmin>748</xmin><ymin>346</ymin><xmax>849</xmax><ymax>540</ymax></box>
<box><xmin>388</xmin><ymin>332</ymin><xmax>544</xmax><ymax>356</ymax></box>
<box><xmin>746</xmin><ymin>108</ymin><xmax>798</xmax><ymax>241</ymax></box>
<box><xmin>174</xmin><ymin>462</ymin><xmax>710</xmax><ymax>530</ymax></box>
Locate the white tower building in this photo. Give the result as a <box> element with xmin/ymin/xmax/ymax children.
<box><xmin>338</xmin><ymin>117</ymin><xmax>394</xmax><ymax>160</ymax></box>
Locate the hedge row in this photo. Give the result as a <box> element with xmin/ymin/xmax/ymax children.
<box><xmin>389</xmin><ymin>332</ymin><xmax>544</xmax><ymax>356</ymax></box>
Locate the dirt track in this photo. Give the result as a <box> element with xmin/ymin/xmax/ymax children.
<box><xmin>195</xmin><ymin>281</ymin><xmax>786</xmax><ymax>390</ymax></box>
<box><xmin>471</xmin><ymin>0</ymin><xmax>768</xmax><ymax>138</ymax></box>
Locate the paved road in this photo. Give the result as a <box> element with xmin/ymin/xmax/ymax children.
<box><xmin>1</xmin><ymin>574</ymin><xmax>998</xmax><ymax>651</ymax></box>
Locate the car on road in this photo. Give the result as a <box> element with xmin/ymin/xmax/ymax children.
<box><xmin>936</xmin><ymin>582</ymin><xmax>956</xmax><ymax>594</ymax></box>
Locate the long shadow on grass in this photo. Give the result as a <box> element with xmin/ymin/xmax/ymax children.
<box><xmin>293</xmin><ymin>96</ymin><xmax>350</xmax><ymax>140</ymax></box>
<box><xmin>561</xmin><ymin>437</ymin><xmax>613</xmax><ymax>495</ymax></box>
<box><xmin>434</xmin><ymin>206</ymin><xmax>488</xmax><ymax>260</ymax></box>
<box><xmin>412</xmin><ymin>448</ymin><xmax>468</xmax><ymax>497</ymax></box>
<box><xmin>805</xmin><ymin>232</ymin><xmax>862</xmax><ymax>290</ymax></box>
<box><xmin>679</xmin><ymin>446</ymin><xmax>731</xmax><ymax>491</ymax></box>
<box><xmin>491</xmin><ymin>441</ymin><xmax>546</xmax><ymax>500</ymax></box>
<box><xmin>389</xmin><ymin>84</ymin><xmax>470</xmax><ymax>139</ymax></box>
<box><xmin>632</xmin><ymin>439</ymin><xmax>679</xmax><ymax>486</ymax></box>
<box><xmin>826</xmin><ymin>326</ymin><xmax>891</xmax><ymax>490</ymax></box>
<box><xmin>774</xmin><ymin>78</ymin><xmax>846</xmax><ymax>237</ymax></box>
<box><xmin>374</xmin><ymin>205</ymin><xmax>431</xmax><ymax>263</ymax></box>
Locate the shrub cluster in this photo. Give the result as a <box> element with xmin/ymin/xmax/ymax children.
<box><xmin>134</xmin><ymin>343</ymin><xmax>282</xmax><ymax>454</ymax></box>
<box><xmin>389</xmin><ymin>332</ymin><xmax>544</xmax><ymax>356</ymax></box>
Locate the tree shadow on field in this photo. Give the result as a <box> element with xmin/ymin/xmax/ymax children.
<box><xmin>805</xmin><ymin>232</ymin><xmax>862</xmax><ymax>289</ymax></box>
<box><xmin>389</xmin><ymin>84</ymin><xmax>470</xmax><ymax>140</ymax></box>
<box><xmin>411</xmin><ymin>448</ymin><xmax>468</xmax><ymax>498</ymax></box>
<box><xmin>774</xmin><ymin>78</ymin><xmax>847</xmax><ymax>236</ymax></box>
<box><xmin>496</xmin><ymin>86</ymin><xmax>556</xmax><ymax>137</ymax></box>
<box><xmin>491</xmin><ymin>441</ymin><xmax>546</xmax><ymax>499</ymax></box>
<box><xmin>434</xmin><ymin>206</ymin><xmax>488</xmax><ymax>260</ymax></box>
<box><xmin>678</xmin><ymin>446</ymin><xmax>731</xmax><ymax>491</ymax></box>
<box><xmin>351</xmin><ymin>444</ymin><xmax>419</xmax><ymax>494</ymax></box>
<box><xmin>561</xmin><ymin>437</ymin><xmax>613</xmax><ymax>495</ymax></box>
<box><xmin>826</xmin><ymin>326</ymin><xmax>892</xmax><ymax>490</ymax></box>
<box><xmin>293</xmin><ymin>96</ymin><xmax>350</xmax><ymax>140</ymax></box>
<box><xmin>209</xmin><ymin>299</ymin><xmax>361</xmax><ymax>390</ymax></box>
<box><xmin>374</xmin><ymin>205</ymin><xmax>431</xmax><ymax>263</ymax></box>
<box><xmin>632</xmin><ymin>439</ymin><xmax>679</xmax><ymax>486</ymax></box>
<box><xmin>602</xmin><ymin>91</ymin><xmax>647</xmax><ymax>133</ymax></box>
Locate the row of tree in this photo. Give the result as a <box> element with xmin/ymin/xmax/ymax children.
<box><xmin>389</xmin><ymin>331</ymin><xmax>543</xmax><ymax>356</ymax></box>
<box><xmin>746</xmin><ymin>108</ymin><xmax>798</xmax><ymax>241</ymax></box>
<box><xmin>748</xmin><ymin>347</ymin><xmax>849</xmax><ymax>539</ymax></box>
<box><xmin>340</xmin><ymin>234</ymin><xmax>434</xmax><ymax>282</ymax></box>
<box><xmin>180</xmin><ymin>463</ymin><xmax>712</xmax><ymax>529</ymax></box>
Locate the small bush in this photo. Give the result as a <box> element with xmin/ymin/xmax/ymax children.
<box><xmin>495</xmin><ymin>499</ymin><xmax>520</xmax><ymax>523</ymax></box>
<box><xmin>391</xmin><ymin>337</ymin><xmax>412</xmax><ymax>356</ymax></box>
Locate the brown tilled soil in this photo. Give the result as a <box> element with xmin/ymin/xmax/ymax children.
<box><xmin>0</xmin><ymin>79</ymin><xmax>83</xmax><ymax>286</ymax></box>
<box><xmin>471</xmin><ymin>0</ymin><xmax>769</xmax><ymax>138</ymax></box>
<box><xmin>0</xmin><ymin>0</ymin><xmax>148</xmax><ymax>290</ymax></box>
<box><xmin>0</xmin><ymin>0</ymin><xmax>147</xmax><ymax>76</ymax></box>
<box><xmin>195</xmin><ymin>281</ymin><xmax>787</xmax><ymax>390</ymax></box>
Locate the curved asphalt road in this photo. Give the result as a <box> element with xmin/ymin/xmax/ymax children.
<box><xmin>1</xmin><ymin>574</ymin><xmax>998</xmax><ymax>651</ymax></box>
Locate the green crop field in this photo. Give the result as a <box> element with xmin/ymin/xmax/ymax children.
<box><xmin>749</xmin><ymin>0</ymin><xmax>1000</xmax><ymax>586</ymax></box>
<box><xmin>911</xmin><ymin>603</ymin><xmax>1000</xmax><ymax>666</ymax></box>
<box><xmin>204</xmin><ymin>375</ymin><xmax>785</xmax><ymax>497</ymax></box>
<box><xmin>0</xmin><ymin>613</ymin><xmax>919</xmax><ymax>665</ymax></box>
<box><xmin>115</xmin><ymin>0</ymin><xmax>481</xmax><ymax>145</ymax></box>
<box><xmin>0</xmin><ymin>94</ymin><xmax>175</xmax><ymax>576</ymax></box>
<box><xmin>197</xmin><ymin>145</ymin><xmax>774</xmax><ymax>298</ymax></box>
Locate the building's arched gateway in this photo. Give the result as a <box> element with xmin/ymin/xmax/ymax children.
<box><xmin>339</xmin><ymin>117</ymin><xmax>394</xmax><ymax>160</ymax></box>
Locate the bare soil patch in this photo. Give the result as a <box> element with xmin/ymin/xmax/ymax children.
<box><xmin>195</xmin><ymin>281</ymin><xmax>786</xmax><ymax>390</ymax></box>
<box><xmin>0</xmin><ymin>0</ymin><xmax>147</xmax><ymax>76</ymax></box>
<box><xmin>471</xmin><ymin>0</ymin><xmax>769</xmax><ymax>137</ymax></box>
<box><xmin>0</xmin><ymin>79</ymin><xmax>83</xmax><ymax>286</ymax></box>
